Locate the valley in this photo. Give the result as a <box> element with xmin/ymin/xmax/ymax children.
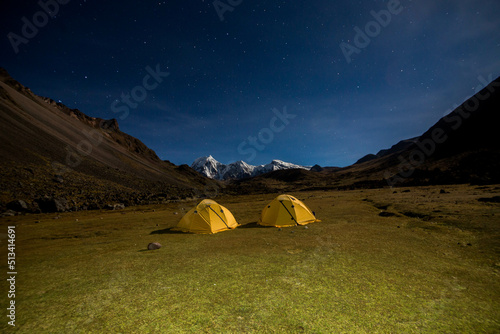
<box><xmin>2</xmin><ymin>2</ymin><xmax>500</xmax><ymax>333</ymax></box>
<box><xmin>1</xmin><ymin>184</ymin><xmax>499</xmax><ymax>332</ymax></box>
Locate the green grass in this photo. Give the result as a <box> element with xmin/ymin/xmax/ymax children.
<box><xmin>1</xmin><ymin>185</ymin><xmax>499</xmax><ymax>333</ymax></box>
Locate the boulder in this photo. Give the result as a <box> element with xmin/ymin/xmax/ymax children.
<box><xmin>105</xmin><ymin>203</ymin><xmax>125</xmax><ymax>210</ymax></box>
<box><xmin>36</xmin><ymin>197</ymin><xmax>69</xmax><ymax>213</ymax></box>
<box><xmin>0</xmin><ymin>210</ymin><xmax>17</xmax><ymax>217</ymax></box>
<box><xmin>148</xmin><ymin>242</ymin><xmax>162</xmax><ymax>250</ymax></box>
<box><xmin>7</xmin><ymin>200</ymin><xmax>28</xmax><ymax>212</ymax></box>
<box><xmin>114</xmin><ymin>203</ymin><xmax>125</xmax><ymax>210</ymax></box>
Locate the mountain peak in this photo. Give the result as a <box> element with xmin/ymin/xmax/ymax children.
<box><xmin>100</xmin><ymin>118</ymin><xmax>119</xmax><ymax>131</ymax></box>
<box><xmin>191</xmin><ymin>156</ymin><xmax>309</xmax><ymax>180</ymax></box>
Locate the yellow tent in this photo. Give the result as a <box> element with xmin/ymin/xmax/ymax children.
<box><xmin>258</xmin><ymin>194</ymin><xmax>320</xmax><ymax>227</ymax></box>
<box><xmin>173</xmin><ymin>199</ymin><xmax>238</xmax><ymax>234</ymax></box>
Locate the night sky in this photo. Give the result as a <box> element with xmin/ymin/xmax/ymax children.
<box><xmin>1</xmin><ymin>1</ymin><xmax>499</xmax><ymax>167</ymax></box>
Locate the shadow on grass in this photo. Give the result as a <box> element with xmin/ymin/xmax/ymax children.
<box><xmin>150</xmin><ymin>228</ymin><xmax>186</xmax><ymax>235</ymax></box>
<box><xmin>149</xmin><ymin>223</ymin><xmax>273</xmax><ymax>234</ymax></box>
<box><xmin>137</xmin><ymin>248</ymin><xmax>165</xmax><ymax>253</ymax></box>
<box><xmin>239</xmin><ymin>222</ymin><xmax>274</xmax><ymax>229</ymax></box>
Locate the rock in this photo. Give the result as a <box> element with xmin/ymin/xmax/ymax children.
<box><xmin>35</xmin><ymin>197</ymin><xmax>69</xmax><ymax>213</ymax></box>
<box><xmin>105</xmin><ymin>203</ymin><xmax>125</xmax><ymax>210</ymax></box>
<box><xmin>53</xmin><ymin>175</ymin><xmax>64</xmax><ymax>184</ymax></box>
<box><xmin>7</xmin><ymin>200</ymin><xmax>28</xmax><ymax>212</ymax></box>
<box><xmin>53</xmin><ymin>198</ymin><xmax>69</xmax><ymax>212</ymax></box>
<box><xmin>114</xmin><ymin>203</ymin><xmax>125</xmax><ymax>210</ymax></box>
<box><xmin>148</xmin><ymin>242</ymin><xmax>162</xmax><ymax>250</ymax></box>
<box><xmin>0</xmin><ymin>210</ymin><xmax>17</xmax><ymax>217</ymax></box>
<box><xmin>440</xmin><ymin>189</ymin><xmax>448</xmax><ymax>194</ymax></box>
<box><xmin>100</xmin><ymin>118</ymin><xmax>119</xmax><ymax>131</ymax></box>
<box><xmin>30</xmin><ymin>201</ymin><xmax>41</xmax><ymax>213</ymax></box>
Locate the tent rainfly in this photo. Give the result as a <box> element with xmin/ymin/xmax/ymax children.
<box><xmin>258</xmin><ymin>194</ymin><xmax>320</xmax><ymax>227</ymax></box>
<box><xmin>173</xmin><ymin>199</ymin><xmax>238</xmax><ymax>234</ymax></box>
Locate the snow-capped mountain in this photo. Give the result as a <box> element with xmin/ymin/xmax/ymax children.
<box><xmin>191</xmin><ymin>155</ymin><xmax>310</xmax><ymax>180</ymax></box>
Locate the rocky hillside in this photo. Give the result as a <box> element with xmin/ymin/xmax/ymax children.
<box><xmin>0</xmin><ymin>68</ymin><xmax>218</xmax><ymax>214</ymax></box>
<box><xmin>355</xmin><ymin>137</ymin><xmax>419</xmax><ymax>164</ymax></box>
<box><xmin>228</xmin><ymin>75</ymin><xmax>500</xmax><ymax>194</ymax></box>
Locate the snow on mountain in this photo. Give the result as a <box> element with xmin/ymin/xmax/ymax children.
<box><xmin>191</xmin><ymin>155</ymin><xmax>223</xmax><ymax>179</ymax></box>
<box><xmin>191</xmin><ymin>156</ymin><xmax>310</xmax><ymax>180</ymax></box>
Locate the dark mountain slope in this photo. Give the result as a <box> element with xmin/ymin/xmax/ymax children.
<box><xmin>0</xmin><ymin>68</ymin><xmax>217</xmax><ymax>211</ymax></box>
<box><xmin>228</xmin><ymin>75</ymin><xmax>500</xmax><ymax>193</ymax></box>
<box><xmin>355</xmin><ymin>137</ymin><xmax>419</xmax><ymax>164</ymax></box>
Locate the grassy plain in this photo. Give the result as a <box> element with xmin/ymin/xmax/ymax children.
<box><xmin>1</xmin><ymin>184</ymin><xmax>499</xmax><ymax>333</ymax></box>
